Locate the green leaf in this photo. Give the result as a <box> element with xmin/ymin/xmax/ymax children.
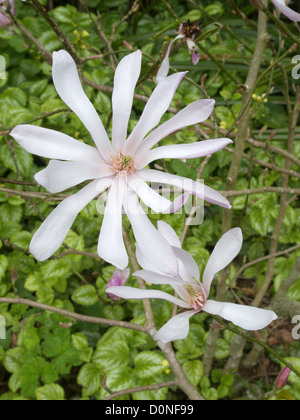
<box><xmin>134</xmin><ymin>351</ymin><xmax>166</xmax><ymax>379</ymax></box>
<box><xmin>183</xmin><ymin>360</ymin><xmax>203</xmax><ymax>387</ymax></box>
<box><xmin>35</xmin><ymin>384</ymin><xmax>65</xmax><ymax>401</ymax></box>
<box><xmin>93</xmin><ymin>340</ymin><xmax>130</xmax><ymax>373</ymax></box>
<box><xmin>77</xmin><ymin>363</ymin><xmax>102</xmax><ymax>396</ymax></box>
<box><xmin>72</xmin><ymin>285</ymin><xmax>99</xmax><ymax>306</ymax></box>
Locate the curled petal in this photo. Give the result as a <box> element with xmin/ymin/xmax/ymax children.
<box><xmin>156</xmin><ymin>310</ymin><xmax>198</xmax><ymax>343</ymax></box>
<box><xmin>106</xmin><ymin>286</ymin><xmax>191</xmax><ymax>309</ymax></box>
<box><xmin>35</xmin><ymin>160</ymin><xmax>112</xmax><ymax>193</ymax></box>
<box><xmin>272</xmin><ymin>0</ymin><xmax>300</xmax><ymax>21</ymax></box>
<box><xmin>134</xmin><ymin>99</ymin><xmax>216</xmax><ymax>157</ymax></box>
<box><xmin>112</xmin><ymin>50</ymin><xmax>142</xmax><ymax>151</ymax></box>
<box><xmin>98</xmin><ymin>177</ymin><xmax>128</xmax><ymax>270</ymax></box>
<box><xmin>10</xmin><ymin>125</ymin><xmax>102</xmax><ymax>164</ymax></box>
<box><xmin>203</xmin><ymin>228</ymin><xmax>243</xmax><ymax>294</ymax></box>
<box><xmin>52</xmin><ymin>50</ymin><xmax>112</xmax><ymax>161</ymax></box>
<box><xmin>204</xmin><ymin>300</ymin><xmax>278</xmax><ymax>331</ymax></box>
<box><xmin>30</xmin><ymin>178</ymin><xmax>113</xmax><ymax>261</ymax></box>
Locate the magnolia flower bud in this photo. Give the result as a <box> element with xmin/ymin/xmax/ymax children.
<box><xmin>106</xmin><ymin>269</ymin><xmax>130</xmax><ymax>301</ymax></box>
<box><xmin>275</xmin><ymin>367</ymin><xmax>291</xmax><ymax>390</ymax></box>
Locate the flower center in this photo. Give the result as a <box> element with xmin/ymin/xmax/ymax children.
<box><xmin>186</xmin><ymin>284</ymin><xmax>205</xmax><ymax>311</ymax></box>
<box><xmin>110</xmin><ymin>152</ymin><xmax>136</xmax><ymax>176</ymax></box>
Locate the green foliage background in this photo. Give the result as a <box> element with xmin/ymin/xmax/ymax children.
<box><xmin>0</xmin><ymin>0</ymin><xmax>299</xmax><ymax>400</ymax></box>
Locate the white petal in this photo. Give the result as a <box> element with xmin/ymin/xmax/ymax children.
<box><xmin>156</xmin><ymin>310</ymin><xmax>198</xmax><ymax>343</ymax></box>
<box><xmin>135</xmin><ymin>244</ymin><xmax>164</xmax><ymax>274</ymax></box>
<box><xmin>30</xmin><ymin>178</ymin><xmax>113</xmax><ymax>261</ymax></box>
<box><xmin>134</xmin><ymin>99</ymin><xmax>215</xmax><ymax>158</ymax></box>
<box><xmin>204</xmin><ymin>300</ymin><xmax>278</xmax><ymax>331</ymax></box>
<box><xmin>137</xmin><ymin>138</ymin><xmax>233</xmax><ymax>168</ymax></box>
<box><xmin>35</xmin><ymin>160</ymin><xmax>112</xmax><ymax>193</ymax></box>
<box><xmin>124</xmin><ymin>71</ymin><xmax>187</xmax><ymax>155</ymax></box>
<box><xmin>156</xmin><ymin>35</ymin><xmax>184</xmax><ymax>83</ymax></box>
<box><xmin>111</xmin><ymin>50</ymin><xmax>142</xmax><ymax>151</ymax></box>
<box><xmin>127</xmin><ymin>174</ymin><xmax>172</xmax><ymax>213</ymax></box>
<box><xmin>123</xmin><ymin>190</ymin><xmax>179</xmax><ymax>277</ymax></box>
<box><xmin>138</xmin><ymin>169</ymin><xmax>231</xmax><ymax>209</ymax></box>
<box><xmin>172</xmin><ymin>247</ymin><xmax>200</xmax><ymax>283</ymax></box>
<box><xmin>203</xmin><ymin>228</ymin><xmax>243</xmax><ymax>294</ymax></box>
<box><xmin>52</xmin><ymin>50</ymin><xmax>112</xmax><ymax>161</ymax></box>
<box><xmin>272</xmin><ymin>0</ymin><xmax>300</xmax><ymax>21</ymax></box>
<box><xmin>98</xmin><ymin>177</ymin><xmax>128</xmax><ymax>269</ymax></box>
<box><xmin>134</xmin><ymin>270</ymin><xmax>186</xmax><ymax>287</ymax></box>
<box><xmin>157</xmin><ymin>221</ymin><xmax>181</xmax><ymax>249</ymax></box>
<box><xmin>162</xmin><ymin>193</ymin><xmax>190</xmax><ymax>215</ymax></box>
<box><xmin>106</xmin><ymin>286</ymin><xmax>191</xmax><ymax>308</ymax></box>
<box><xmin>10</xmin><ymin>125</ymin><xmax>103</xmax><ymax>164</ymax></box>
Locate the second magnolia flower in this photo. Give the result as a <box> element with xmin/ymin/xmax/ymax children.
<box><xmin>11</xmin><ymin>49</ymin><xmax>232</xmax><ymax>272</ymax></box>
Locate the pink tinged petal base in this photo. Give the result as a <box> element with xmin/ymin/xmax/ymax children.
<box><xmin>204</xmin><ymin>300</ymin><xmax>278</xmax><ymax>331</ymax></box>
<box><xmin>52</xmin><ymin>50</ymin><xmax>112</xmax><ymax>162</ymax></box>
<box><xmin>124</xmin><ymin>191</ymin><xmax>179</xmax><ymax>277</ymax></box>
<box><xmin>191</xmin><ymin>49</ymin><xmax>200</xmax><ymax>66</ymax></box>
<box><xmin>203</xmin><ymin>228</ymin><xmax>243</xmax><ymax>294</ymax></box>
<box><xmin>124</xmin><ymin>71</ymin><xmax>187</xmax><ymax>156</ymax></box>
<box><xmin>30</xmin><ymin>178</ymin><xmax>113</xmax><ymax>261</ymax></box>
<box><xmin>156</xmin><ymin>310</ymin><xmax>198</xmax><ymax>343</ymax></box>
<box><xmin>134</xmin><ymin>99</ymin><xmax>216</xmax><ymax>158</ymax></box>
<box><xmin>106</xmin><ymin>286</ymin><xmax>191</xmax><ymax>309</ymax></box>
<box><xmin>137</xmin><ymin>138</ymin><xmax>233</xmax><ymax>168</ymax></box>
<box><xmin>272</xmin><ymin>0</ymin><xmax>300</xmax><ymax>21</ymax></box>
<box><xmin>111</xmin><ymin>50</ymin><xmax>142</xmax><ymax>151</ymax></box>
<box><xmin>138</xmin><ymin>169</ymin><xmax>231</xmax><ymax>209</ymax></box>
<box><xmin>98</xmin><ymin>177</ymin><xmax>128</xmax><ymax>270</ymax></box>
<box><xmin>10</xmin><ymin>125</ymin><xmax>103</xmax><ymax>164</ymax></box>
<box><xmin>35</xmin><ymin>160</ymin><xmax>112</xmax><ymax>193</ymax></box>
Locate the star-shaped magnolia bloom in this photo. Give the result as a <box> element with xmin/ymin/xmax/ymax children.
<box><xmin>11</xmin><ymin>49</ymin><xmax>232</xmax><ymax>271</ymax></box>
<box><xmin>107</xmin><ymin>222</ymin><xmax>277</xmax><ymax>343</ymax></box>
<box><xmin>271</xmin><ymin>0</ymin><xmax>300</xmax><ymax>22</ymax></box>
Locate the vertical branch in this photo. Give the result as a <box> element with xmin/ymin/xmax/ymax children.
<box><xmin>203</xmin><ymin>3</ymin><xmax>269</xmax><ymax>376</ymax></box>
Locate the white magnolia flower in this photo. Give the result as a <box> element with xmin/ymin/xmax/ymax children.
<box><xmin>107</xmin><ymin>222</ymin><xmax>278</xmax><ymax>342</ymax></box>
<box><xmin>11</xmin><ymin>49</ymin><xmax>232</xmax><ymax>271</ymax></box>
<box><xmin>157</xmin><ymin>20</ymin><xmax>201</xmax><ymax>84</ymax></box>
<box><xmin>271</xmin><ymin>0</ymin><xmax>300</xmax><ymax>22</ymax></box>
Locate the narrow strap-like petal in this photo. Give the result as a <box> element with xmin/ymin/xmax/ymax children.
<box><xmin>137</xmin><ymin>169</ymin><xmax>231</xmax><ymax>209</ymax></box>
<box><xmin>52</xmin><ymin>50</ymin><xmax>112</xmax><ymax>161</ymax></box>
<box><xmin>35</xmin><ymin>160</ymin><xmax>112</xmax><ymax>193</ymax></box>
<box><xmin>111</xmin><ymin>50</ymin><xmax>142</xmax><ymax>151</ymax></box>
<box><xmin>133</xmin><ymin>99</ymin><xmax>215</xmax><ymax>160</ymax></box>
<box><xmin>204</xmin><ymin>300</ymin><xmax>278</xmax><ymax>331</ymax></box>
<box><xmin>30</xmin><ymin>178</ymin><xmax>113</xmax><ymax>261</ymax></box>
<box><xmin>157</xmin><ymin>221</ymin><xmax>182</xmax><ymax>249</ymax></box>
<box><xmin>127</xmin><ymin>173</ymin><xmax>173</xmax><ymax>213</ymax></box>
<box><xmin>124</xmin><ymin>71</ymin><xmax>187</xmax><ymax>156</ymax></box>
<box><xmin>203</xmin><ymin>228</ymin><xmax>243</xmax><ymax>294</ymax></box>
<box><xmin>134</xmin><ymin>270</ymin><xmax>186</xmax><ymax>287</ymax></box>
<box><xmin>156</xmin><ymin>35</ymin><xmax>184</xmax><ymax>83</ymax></box>
<box><xmin>98</xmin><ymin>177</ymin><xmax>128</xmax><ymax>269</ymax></box>
<box><xmin>272</xmin><ymin>0</ymin><xmax>300</xmax><ymax>21</ymax></box>
<box><xmin>10</xmin><ymin>125</ymin><xmax>103</xmax><ymax>164</ymax></box>
<box><xmin>156</xmin><ymin>310</ymin><xmax>198</xmax><ymax>343</ymax></box>
<box><xmin>136</xmin><ymin>138</ymin><xmax>233</xmax><ymax>169</ymax></box>
<box><xmin>106</xmin><ymin>286</ymin><xmax>191</xmax><ymax>309</ymax></box>
<box><xmin>172</xmin><ymin>247</ymin><xmax>200</xmax><ymax>283</ymax></box>
<box><xmin>123</xmin><ymin>190</ymin><xmax>179</xmax><ymax>277</ymax></box>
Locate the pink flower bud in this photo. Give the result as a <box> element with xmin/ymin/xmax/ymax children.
<box><xmin>275</xmin><ymin>367</ymin><xmax>291</xmax><ymax>390</ymax></box>
<box><xmin>106</xmin><ymin>268</ymin><xmax>130</xmax><ymax>301</ymax></box>
<box><xmin>0</xmin><ymin>0</ymin><xmax>15</xmax><ymax>28</ymax></box>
